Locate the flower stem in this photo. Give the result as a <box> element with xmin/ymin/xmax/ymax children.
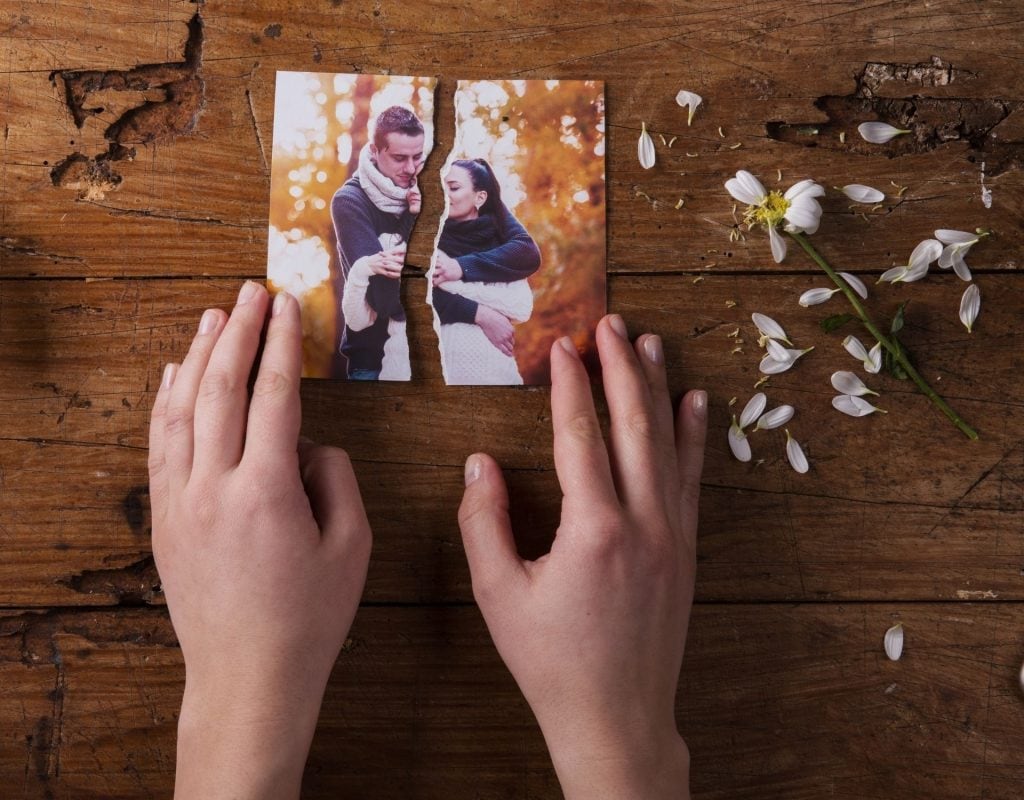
<box><xmin>789</xmin><ymin>231</ymin><xmax>978</xmax><ymax>440</ymax></box>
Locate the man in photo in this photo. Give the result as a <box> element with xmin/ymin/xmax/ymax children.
<box><xmin>332</xmin><ymin>105</ymin><xmax>425</xmax><ymax>380</ymax></box>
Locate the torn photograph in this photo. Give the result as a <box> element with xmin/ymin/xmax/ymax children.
<box><xmin>266</xmin><ymin>71</ymin><xmax>436</xmax><ymax>379</ymax></box>
<box><xmin>428</xmin><ymin>79</ymin><xmax>606</xmax><ymax>386</ymax></box>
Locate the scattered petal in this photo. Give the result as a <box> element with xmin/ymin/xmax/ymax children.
<box><xmin>739</xmin><ymin>392</ymin><xmax>768</xmax><ymax>430</ymax></box>
<box><xmin>960</xmin><ymin>284</ymin><xmax>980</xmax><ymax>333</ymax></box>
<box><xmin>728</xmin><ymin>416</ymin><xmax>752</xmax><ymax>462</ymax></box>
<box><xmin>761</xmin><ymin>343</ymin><xmax>813</xmax><ymax>373</ymax></box>
<box><xmin>867</xmin><ymin>342</ymin><xmax>883</xmax><ymax>374</ymax></box>
<box><xmin>838</xmin><ymin>272</ymin><xmax>869</xmax><ymax>299</ymax></box>
<box><xmin>756</xmin><ymin>405</ymin><xmax>795</xmax><ymax>430</ymax></box>
<box><xmin>759</xmin><ymin>355</ymin><xmax>794</xmax><ymax>375</ymax></box>
<box><xmin>767</xmin><ymin>224</ymin><xmax>787</xmax><ymax>263</ymax></box>
<box><xmin>858</xmin><ymin>121</ymin><xmax>911</xmax><ymax>144</ymax></box>
<box><xmin>843</xmin><ymin>335</ymin><xmax>870</xmax><ymax>363</ymax></box>
<box><xmin>935</xmin><ymin>229</ymin><xmax>977</xmax><ymax>245</ymax></box>
<box><xmin>751</xmin><ymin>312</ymin><xmax>792</xmax><ymax>346</ymax></box>
<box><xmin>884</xmin><ymin>623</ymin><xmax>904</xmax><ymax>661</ymax></box>
<box><xmin>675</xmin><ymin>90</ymin><xmax>703</xmax><ymax>125</ymax></box>
<box><xmin>878</xmin><ymin>265</ymin><xmax>908</xmax><ymax>284</ymax></box>
<box><xmin>939</xmin><ymin>243</ymin><xmax>974</xmax><ymax>282</ymax></box>
<box><xmin>638</xmin><ymin>122</ymin><xmax>655</xmax><ymax>169</ymax></box>
<box><xmin>725</xmin><ymin>170</ymin><xmax>767</xmax><ymax>206</ymax></box>
<box><xmin>799</xmin><ymin>287</ymin><xmax>840</xmax><ymax>307</ymax></box>
<box><xmin>785</xmin><ymin>429</ymin><xmax>809</xmax><ymax>473</ymax></box>
<box><xmin>831</xmin><ymin>370</ymin><xmax>878</xmax><ymax>397</ymax></box>
<box><xmin>842</xmin><ymin>184</ymin><xmax>885</xmax><ymax>203</ymax></box>
<box><xmin>832</xmin><ymin>394</ymin><xmax>884</xmax><ymax>416</ymax></box>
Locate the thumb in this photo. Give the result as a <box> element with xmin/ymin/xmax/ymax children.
<box><xmin>458</xmin><ymin>453</ymin><xmax>526</xmax><ymax>600</ymax></box>
<box><xmin>298</xmin><ymin>440</ymin><xmax>372</xmax><ymax>559</ymax></box>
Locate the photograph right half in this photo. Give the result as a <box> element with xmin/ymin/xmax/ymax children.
<box><xmin>427</xmin><ymin>79</ymin><xmax>606</xmax><ymax>386</ymax></box>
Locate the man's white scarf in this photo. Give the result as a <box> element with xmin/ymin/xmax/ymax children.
<box><xmin>356</xmin><ymin>143</ymin><xmax>410</xmax><ymax>215</ymax></box>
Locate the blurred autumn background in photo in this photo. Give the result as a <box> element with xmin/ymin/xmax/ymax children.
<box><xmin>266</xmin><ymin>72</ymin><xmax>436</xmax><ymax>378</ymax></box>
<box><xmin>446</xmin><ymin>79</ymin><xmax>606</xmax><ymax>384</ymax></box>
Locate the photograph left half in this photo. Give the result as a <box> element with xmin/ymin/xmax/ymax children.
<box><xmin>266</xmin><ymin>71</ymin><xmax>437</xmax><ymax>379</ymax></box>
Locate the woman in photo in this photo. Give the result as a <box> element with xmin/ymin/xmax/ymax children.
<box><xmin>431</xmin><ymin>158</ymin><xmax>541</xmax><ymax>385</ymax></box>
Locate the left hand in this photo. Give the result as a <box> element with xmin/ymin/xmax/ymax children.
<box><xmin>432</xmin><ymin>249</ymin><xmax>463</xmax><ymax>285</ymax></box>
<box><xmin>148</xmin><ymin>282</ymin><xmax>372</xmax><ymax>799</ymax></box>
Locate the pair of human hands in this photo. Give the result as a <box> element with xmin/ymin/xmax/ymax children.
<box><xmin>148</xmin><ymin>281</ymin><xmax>706</xmax><ymax>799</ymax></box>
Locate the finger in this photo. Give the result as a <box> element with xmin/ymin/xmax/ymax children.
<box><xmin>598</xmin><ymin>315</ymin><xmax>672</xmax><ymax>509</ymax></box>
<box><xmin>675</xmin><ymin>389</ymin><xmax>708</xmax><ymax>547</ymax></box>
<box><xmin>147</xmin><ymin>362</ymin><xmax>178</xmax><ymax>522</ymax></box>
<box><xmin>632</xmin><ymin>332</ymin><xmax>679</xmax><ymax>480</ymax></box>
<box><xmin>458</xmin><ymin>453</ymin><xmax>527</xmax><ymax>603</ymax></box>
<box><xmin>549</xmin><ymin>336</ymin><xmax>617</xmax><ymax>509</ymax></box>
<box><xmin>163</xmin><ymin>307</ymin><xmax>229</xmax><ymax>482</ymax></box>
<box><xmin>244</xmin><ymin>292</ymin><xmax>303</xmax><ymax>468</ymax></box>
<box><xmin>299</xmin><ymin>441</ymin><xmax>372</xmax><ymax>562</ymax></box>
<box><xmin>191</xmin><ymin>281</ymin><xmax>270</xmax><ymax>475</ymax></box>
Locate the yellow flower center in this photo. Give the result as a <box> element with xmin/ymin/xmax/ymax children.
<box><xmin>744</xmin><ymin>190</ymin><xmax>790</xmax><ymax>229</ymax></box>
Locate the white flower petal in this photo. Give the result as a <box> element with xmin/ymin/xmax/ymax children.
<box><xmin>949</xmin><ymin>248</ymin><xmax>973</xmax><ymax>282</ymax></box>
<box><xmin>831</xmin><ymin>370</ymin><xmax>878</xmax><ymax>397</ymax></box>
<box><xmin>867</xmin><ymin>342</ymin><xmax>883</xmax><ymax>374</ymax></box>
<box><xmin>751</xmin><ymin>312</ymin><xmax>791</xmax><ymax>346</ymax></box>
<box><xmin>857</xmin><ymin>121</ymin><xmax>910</xmax><ymax>144</ymax></box>
<box><xmin>783</xmin><ymin>199</ymin><xmax>822</xmax><ymax>232</ymax></box>
<box><xmin>675</xmin><ymin>90</ymin><xmax>703</xmax><ymax>125</ymax></box>
<box><xmin>765</xmin><ymin>338</ymin><xmax>793</xmax><ymax>363</ymax></box>
<box><xmin>935</xmin><ymin>229</ymin><xmax>977</xmax><ymax>245</ymax></box>
<box><xmin>755</xmin><ymin>404</ymin><xmax>795</xmax><ymax>430</ymax></box>
<box><xmin>884</xmin><ymin>623</ymin><xmax>904</xmax><ymax>661</ymax></box>
<box><xmin>843</xmin><ymin>335</ymin><xmax>870</xmax><ymax>362</ymax></box>
<box><xmin>725</xmin><ymin>170</ymin><xmax>767</xmax><ymax>205</ymax></box>
<box><xmin>909</xmin><ymin>239</ymin><xmax>942</xmax><ymax>270</ymax></box>
<box><xmin>960</xmin><ymin>283</ymin><xmax>980</xmax><ymax>333</ymax></box>
<box><xmin>783</xmin><ymin>179</ymin><xmax>826</xmax><ymax>201</ymax></box>
<box><xmin>763</xmin><ymin>343</ymin><xmax>813</xmax><ymax>371</ymax></box>
<box><xmin>785</xmin><ymin>429</ymin><xmax>809</xmax><ymax>474</ymax></box>
<box><xmin>838</xmin><ymin>272</ymin><xmax>869</xmax><ymax>299</ymax></box>
<box><xmin>638</xmin><ymin>122</ymin><xmax>655</xmax><ymax>169</ymax></box>
<box><xmin>768</xmin><ymin>224</ymin><xmax>787</xmax><ymax>263</ymax></box>
<box><xmin>832</xmin><ymin>394</ymin><xmax>882</xmax><ymax>417</ymax></box>
<box><xmin>739</xmin><ymin>392</ymin><xmax>768</xmax><ymax>430</ymax></box>
<box><xmin>799</xmin><ymin>287</ymin><xmax>840</xmax><ymax>307</ymax></box>
<box><xmin>899</xmin><ymin>262</ymin><xmax>930</xmax><ymax>283</ymax></box>
<box><xmin>759</xmin><ymin>355</ymin><xmax>794</xmax><ymax>375</ymax></box>
<box><xmin>842</xmin><ymin>184</ymin><xmax>885</xmax><ymax>203</ymax></box>
<box><xmin>878</xmin><ymin>265</ymin><xmax>908</xmax><ymax>283</ymax></box>
<box><xmin>728</xmin><ymin>418</ymin><xmax>752</xmax><ymax>462</ymax></box>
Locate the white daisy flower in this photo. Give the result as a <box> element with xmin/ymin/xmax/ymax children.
<box><xmin>785</xmin><ymin>429</ymin><xmax>809</xmax><ymax>473</ymax></box>
<box><xmin>799</xmin><ymin>287</ymin><xmax>841</xmax><ymax>307</ymax></box>
<box><xmin>638</xmin><ymin>122</ymin><xmax>655</xmax><ymax>169</ymax></box>
<box><xmin>725</xmin><ymin>170</ymin><xmax>825</xmax><ymax>263</ymax></box>
<box><xmin>857</xmin><ymin>121</ymin><xmax>911</xmax><ymax>144</ymax></box>
<box><xmin>959</xmin><ymin>284</ymin><xmax>980</xmax><ymax>333</ymax></box>
<box><xmin>878</xmin><ymin>239</ymin><xmax>942</xmax><ymax>284</ymax></box>
<box><xmin>841</xmin><ymin>184</ymin><xmax>885</xmax><ymax>203</ymax></box>
<box><xmin>675</xmin><ymin>90</ymin><xmax>703</xmax><ymax>125</ymax></box>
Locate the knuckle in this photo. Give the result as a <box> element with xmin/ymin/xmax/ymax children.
<box><xmin>163</xmin><ymin>405</ymin><xmax>194</xmax><ymax>437</ymax></box>
<box><xmin>252</xmin><ymin>367</ymin><xmax>293</xmax><ymax>400</ymax></box>
<box><xmin>563</xmin><ymin>411</ymin><xmax>604</xmax><ymax>444</ymax></box>
<box><xmin>199</xmin><ymin>369</ymin><xmax>240</xmax><ymax>403</ymax></box>
<box><xmin>622</xmin><ymin>409</ymin><xmax>656</xmax><ymax>440</ymax></box>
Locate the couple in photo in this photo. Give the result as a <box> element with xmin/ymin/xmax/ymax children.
<box><xmin>331</xmin><ymin>105</ymin><xmax>540</xmax><ymax>384</ymax></box>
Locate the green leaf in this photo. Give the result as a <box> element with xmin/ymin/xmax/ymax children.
<box><xmin>884</xmin><ymin>335</ymin><xmax>910</xmax><ymax>380</ymax></box>
<box><xmin>890</xmin><ymin>301</ymin><xmax>908</xmax><ymax>334</ymax></box>
<box><xmin>820</xmin><ymin>314</ymin><xmax>855</xmax><ymax>333</ymax></box>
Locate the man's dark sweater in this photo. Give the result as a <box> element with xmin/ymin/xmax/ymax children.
<box><xmin>331</xmin><ymin>174</ymin><xmax>416</xmax><ymax>373</ymax></box>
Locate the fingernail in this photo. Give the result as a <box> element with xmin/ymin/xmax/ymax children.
<box><xmin>464</xmin><ymin>455</ymin><xmax>482</xmax><ymax>486</ymax></box>
<box><xmin>198</xmin><ymin>309</ymin><xmax>218</xmax><ymax>335</ymax></box>
<box><xmin>691</xmin><ymin>390</ymin><xmax>707</xmax><ymax>419</ymax></box>
<box><xmin>557</xmin><ymin>336</ymin><xmax>579</xmax><ymax>358</ymax></box>
<box><xmin>272</xmin><ymin>291</ymin><xmax>289</xmax><ymax>317</ymax></box>
<box><xmin>161</xmin><ymin>363</ymin><xmax>178</xmax><ymax>390</ymax></box>
<box><xmin>608</xmin><ymin>314</ymin><xmax>628</xmax><ymax>339</ymax></box>
<box><xmin>237</xmin><ymin>280</ymin><xmax>260</xmax><ymax>305</ymax></box>
<box><xmin>643</xmin><ymin>334</ymin><xmax>663</xmax><ymax>365</ymax></box>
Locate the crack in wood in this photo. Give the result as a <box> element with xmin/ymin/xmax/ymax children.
<box><xmin>56</xmin><ymin>554</ymin><xmax>160</xmax><ymax>606</ymax></box>
<box><xmin>49</xmin><ymin>12</ymin><xmax>205</xmax><ymax>200</ymax></box>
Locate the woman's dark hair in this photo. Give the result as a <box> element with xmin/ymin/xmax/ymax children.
<box><xmin>451</xmin><ymin>158</ymin><xmax>508</xmax><ymax>240</ymax></box>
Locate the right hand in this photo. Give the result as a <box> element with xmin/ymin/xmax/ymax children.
<box><xmin>457</xmin><ymin>314</ymin><xmax>707</xmax><ymax>799</ymax></box>
<box><xmin>474</xmin><ymin>304</ymin><xmax>515</xmax><ymax>357</ymax></box>
<box><xmin>366</xmin><ymin>246</ymin><xmax>406</xmax><ymax>279</ymax></box>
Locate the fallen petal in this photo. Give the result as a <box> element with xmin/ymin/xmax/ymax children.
<box><xmin>765</xmin><ymin>339</ymin><xmax>793</xmax><ymax>363</ymax></box>
<box><xmin>768</xmin><ymin>224</ymin><xmax>787</xmax><ymax>263</ymax></box>
<box><xmin>960</xmin><ymin>283</ymin><xmax>980</xmax><ymax>333</ymax></box>
<box><xmin>843</xmin><ymin>335</ymin><xmax>870</xmax><ymax>362</ymax></box>
<box><xmin>799</xmin><ymin>287</ymin><xmax>840</xmax><ymax>307</ymax></box>
<box><xmin>832</xmin><ymin>394</ymin><xmax>884</xmax><ymax>416</ymax></box>
<box><xmin>858</xmin><ymin>121</ymin><xmax>911</xmax><ymax>144</ymax></box>
<box><xmin>739</xmin><ymin>392</ymin><xmax>768</xmax><ymax>429</ymax></box>
<box><xmin>878</xmin><ymin>265</ymin><xmax>908</xmax><ymax>283</ymax></box>
<box><xmin>935</xmin><ymin>229</ymin><xmax>977</xmax><ymax>245</ymax></box>
<box><xmin>759</xmin><ymin>354</ymin><xmax>794</xmax><ymax>375</ymax></box>
<box><xmin>867</xmin><ymin>342</ymin><xmax>883</xmax><ymax>374</ymax></box>
<box><xmin>675</xmin><ymin>90</ymin><xmax>703</xmax><ymax>125</ymax></box>
<box><xmin>831</xmin><ymin>370</ymin><xmax>878</xmax><ymax>397</ymax></box>
<box><xmin>638</xmin><ymin>122</ymin><xmax>655</xmax><ymax>169</ymax></box>
<box><xmin>842</xmin><ymin>183</ymin><xmax>885</xmax><ymax>203</ymax></box>
<box><xmin>785</xmin><ymin>429</ymin><xmax>809</xmax><ymax>473</ymax></box>
<box><xmin>838</xmin><ymin>271</ymin><xmax>869</xmax><ymax>299</ymax></box>
<box><xmin>783</xmin><ymin>179</ymin><xmax>826</xmax><ymax>202</ymax></box>
<box><xmin>728</xmin><ymin>417</ymin><xmax>752</xmax><ymax>462</ymax></box>
<box><xmin>725</xmin><ymin>170</ymin><xmax>766</xmax><ymax>205</ymax></box>
<box><xmin>751</xmin><ymin>312</ymin><xmax>792</xmax><ymax>346</ymax></box>
<box><xmin>884</xmin><ymin>623</ymin><xmax>904</xmax><ymax>661</ymax></box>
<box><xmin>909</xmin><ymin>238</ymin><xmax>942</xmax><ymax>270</ymax></box>
<box><xmin>756</xmin><ymin>404</ymin><xmax>795</xmax><ymax>430</ymax></box>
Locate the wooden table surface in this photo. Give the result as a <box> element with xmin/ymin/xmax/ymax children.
<box><xmin>2</xmin><ymin>1</ymin><xmax>1023</xmax><ymax>797</ymax></box>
